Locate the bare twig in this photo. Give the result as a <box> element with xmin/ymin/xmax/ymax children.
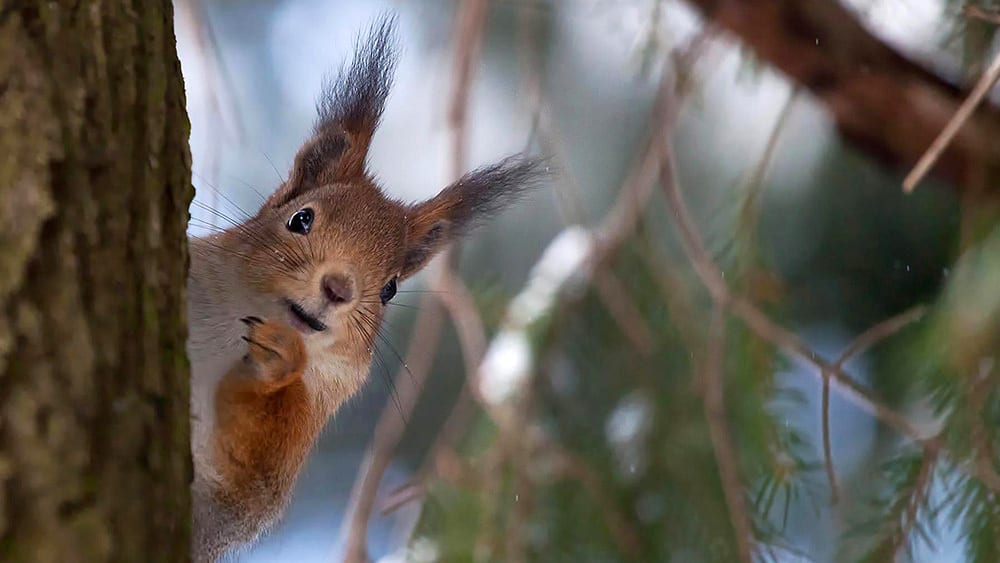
<box><xmin>833</xmin><ymin>306</ymin><xmax>929</xmax><ymax>367</ymax></box>
<box><xmin>340</xmin><ymin>296</ymin><xmax>446</xmax><ymax>563</ymax></box>
<box><xmin>447</xmin><ymin>0</ymin><xmax>490</xmax><ymax>180</ymax></box>
<box><xmin>592</xmin><ymin>270</ymin><xmax>655</xmax><ymax>355</ymax></box>
<box><xmin>476</xmin><ymin>35</ymin><xmax>705</xmax><ymax>409</ymax></box>
<box><xmin>453</xmin><ymin>31</ymin><xmax>717</xmax><ymax>562</ymax></box>
<box><xmin>821</xmin><ymin>304</ymin><xmax>929</xmax><ymax>502</ymax></box>
<box><xmin>903</xmin><ymin>48</ymin><xmax>1000</xmax><ymax>192</ymax></box>
<box><xmin>340</xmin><ymin>4</ymin><xmax>489</xmax><ymax>560</ymax></box>
<box><xmin>657</xmin><ymin>116</ymin><xmax>1000</xmax><ymax>494</ymax></box>
<box><xmin>503</xmin><ymin>417</ymin><xmax>534</xmax><ymax>563</ymax></box>
<box><xmin>518</xmin><ymin>4</ymin><xmax>588</xmax><ymax>226</ymax></box>
<box><xmin>520</xmin><ymin>4</ymin><xmax>658</xmax><ymax>362</ymax></box>
<box><xmin>735</xmin><ymin>88</ymin><xmax>798</xmax><ymax>273</ymax></box>
<box><xmin>378</xmin><ymin>270</ymin><xmax>491</xmax><ymax>514</ymax></box>
<box><xmin>702</xmin><ymin>306</ymin><xmax>754</xmax><ymax>563</ymax></box>
<box><xmin>594</xmin><ymin>29</ymin><xmax>713</xmax><ymax>256</ymax></box>
<box><xmin>383</xmin><ymin>26</ymin><xmax>708</xmax><ymax>547</ymax></box>
<box><xmin>660</xmin><ymin>138</ymin><xmax>927</xmax><ymax>438</ymax></box>
<box><xmin>437</xmin><ymin>270</ymin><xmax>489</xmax><ymax>378</ymax></box>
<box><xmin>821</xmin><ymin>370</ymin><xmax>838</xmax><ymax>503</ymax></box>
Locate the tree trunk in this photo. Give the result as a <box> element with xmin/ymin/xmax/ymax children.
<box><xmin>0</xmin><ymin>2</ymin><xmax>192</xmax><ymax>562</ymax></box>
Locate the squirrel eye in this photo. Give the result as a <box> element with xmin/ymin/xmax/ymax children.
<box><xmin>287</xmin><ymin>208</ymin><xmax>314</xmax><ymax>235</ymax></box>
<box><xmin>380</xmin><ymin>277</ymin><xmax>398</xmax><ymax>305</ymax></box>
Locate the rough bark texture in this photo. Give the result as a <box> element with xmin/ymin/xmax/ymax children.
<box><xmin>0</xmin><ymin>2</ymin><xmax>192</xmax><ymax>562</ymax></box>
<box><xmin>685</xmin><ymin>0</ymin><xmax>1000</xmax><ymax>194</ymax></box>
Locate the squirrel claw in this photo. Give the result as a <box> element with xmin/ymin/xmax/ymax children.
<box><xmin>242</xmin><ymin>335</ymin><xmax>278</xmax><ymax>358</ymax></box>
<box><xmin>240</xmin><ymin>319</ymin><xmax>306</xmax><ymax>387</ymax></box>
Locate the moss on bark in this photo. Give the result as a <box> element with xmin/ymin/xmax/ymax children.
<box><xmin>0</xmin><ymin>2</ymin><xmax>193</xmax><ymax>561</ymax></box>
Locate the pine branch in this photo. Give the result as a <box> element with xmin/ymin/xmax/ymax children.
<box><xmin>682</xmin><ymin>0</ymin><xmax>1000</xmax><ymax>193</ymax></box>
<box><xmin>656</xmin><ymin>97</ymin><xmax>1000</xmax><ymax>496</ymax></box>
<box><xmin>702</xmin><ymin>306</ymin><xmax>755</xmax><ymax>563</ymax></box>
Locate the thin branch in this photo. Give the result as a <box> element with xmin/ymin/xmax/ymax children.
<box><xmin>476</xmin><ymin>36</ymin><xmax>705</xmax><ymax>409</ymax></box>
<box><xmin>833</xmin><ymin>306</ymin><xmax>929</xmax><ymax>368</ymax></box>
<box><xmin>702</xmin><ymin>306</ymin><xmax>754</xmax><ymax>563</ymax></box>
<box><xmin>437</xmin><ymin>270</ymin><xmax>488</xmax><ymax>379</ymax></box>
<box><xmin>377</xmin><ymin>272</ymin><xmax>489</xmax><ymax>517</ymax></box>
<box><xmin>660</xmin><ymin>138</ymin><xmax>925</xmax><ymax>436</ymax></box>
<box><xmin>821</xmin><ymin>304</ymin><xmax>929</xmax><ymax>502</ymax></box>
<box><xmin>503</xmin><ymin>418</ymin><xmax>534</xmax><ymax>563</ymax></box>
<box><xmin>340</xmin><ymin>4</ymin><xmax>489</xmax><ymax>560</ymax></box>
<box><xmin>381</xmin><ymin>271</ymin><xmax>490</xmax><ymax>513</ymax></box>
<box><xmin>656</xmin><ymin>117</ymin><xmax>1000</xmax><ymax>494</ymax></box>
<box><xmin>383</xmin><ymin>25</ymin><xmax>709</xmax><ymax>529</ymax></box>
<box><xmin>518</xmin><ymin>3</ymin><xmax>589</xmax><ymax>226</ymax></box>
<box><xmin>736</xmin><ymin>87</ymin><xmax>798</xmax><ymax>252</ymax></box>
<box><xmin>552</xmin><ymin>447</ymin><xmax>644</xmax><ymax>558</ymax></box>
<box><xmin>447</xmin><ymin>0</ymin><xmax>490</xmax><ymax>181</ymax></box>
<box><xmin>593</xmin><ymin>29</ymin><xmax>713</xmax><ymax>255</ymax></box>
<box><xmin>964</xmin><ymin>5</ymin><xmax>1000</xmax><ymax>27</ymax></box>
<box><xmin>340</xmin><ymin>296</ymin><xmax>446</xmax><ymax>563</ymax></box>
<box><xmin>819</xmin><ymin>304</ymin><xmax>927</xmax><ymax>504</ymax></box>
<box><xmin>682</xmin><ymin>0</ymin><xmax>1000</xmax><ymax>194</ymax></box>
<box><xmin>821</xmin><ymin>370</ymin><xmax>838</xmax><ymax>503</ymax></box>
<box><xmin>904</xmin><ymin>48</ymin><xmax>1000</xmax><ymax>192</ymax></box>
<box><xmin>592</xmin><ymin>270</ymin><xmax>655</xmax><ymax>355</ymax></box>
<box><xmin>520</xmin><ymin>17</ymin><xmax>657</xmax><ymax>358</ymax></box>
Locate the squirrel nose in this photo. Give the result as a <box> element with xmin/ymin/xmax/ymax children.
<box><xmin>321</xmin><ymin>273</ymin><xmax>355</xmax><ymax>306</ymax></box>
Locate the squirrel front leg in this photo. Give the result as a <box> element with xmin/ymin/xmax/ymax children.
<box><xmin>198</xmin><ymin>318</ymin><xmax>322</xmax><ymax>560</ymax></box>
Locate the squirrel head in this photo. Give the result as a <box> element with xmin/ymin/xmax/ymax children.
<box><xmin>228</xmin><ymin>16</ymin><xmax>545</xmax><ymax>348</ymax></box>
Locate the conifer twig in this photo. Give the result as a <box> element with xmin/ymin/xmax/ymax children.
<box><xmin>551</xmin><ymin>447</ymin><xmax>644</xmax><ymax>558</ymax></box>
<box><xmin>656</xmin><ymin>115</ymin><xmax>1000</xmax><ymax>496</ymax></box>
<box><xmin>821</xmin><ymin>304</ymin><xmax>930</xmax><ymax>502</ymax></box>
<box><xmin>833</xmin><ymin>306</ymin><xmax>929</xmax><ymax>367</ymax></box>
<box><xmin>702</xmin><ymin>306</ymin><xmax>754</xmax><ymax>563</ymax></box>
<box><xmin>893</xmin><ymin>451</ymin><xmax>936</xmax><ymax>558</ymax></box>
<box><xmin>660</xmin><ymin>138</ymin><xmax>923</xmax><ymax>436</ymax></box>
<box><xmin>593</xmin><ymin>270</ymin><xmax>655</xmax><ymax>355</ymax></box>
<box><xmin>967</xmin><ymin>359</ymin><xmax>999</xmax><ymax>491</ymax></box>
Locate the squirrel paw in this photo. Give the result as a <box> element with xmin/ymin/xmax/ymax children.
<box><xmin>240</xmin><ymin>317</ymin><xmax>307</xmax><ymax>387</ymax></box>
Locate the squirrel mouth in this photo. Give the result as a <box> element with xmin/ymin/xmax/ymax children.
<box><xmin>286</xmin><ymin>300</ymin><xmax>328</xmax><ymax>332</ymax></box>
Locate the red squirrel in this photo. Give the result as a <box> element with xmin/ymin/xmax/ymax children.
<box><xmin>186</xmin><ymin>16</ymin><xmax>543</xmax><ymax>562</ymax></box>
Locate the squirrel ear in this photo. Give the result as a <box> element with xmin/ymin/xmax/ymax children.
<box><xmin>400</xmin><ymin>155</ymin><xmax>548</xmax><ymax>279</ymax></box>
<box><xmin>267</xmin><ymin>15</ymin><xmax>398</xmax><ymax>208</ymax></box>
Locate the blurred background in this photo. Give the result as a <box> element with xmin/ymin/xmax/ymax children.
<box><xmin>176</xmin><ymin>0</ymin><xmax>1000</xmax><ymax>561</ymax></box>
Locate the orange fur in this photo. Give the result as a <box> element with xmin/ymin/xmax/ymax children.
<box><xmin>213</xmin><ymin>319</ymin><xmax>317</xmax><ymax>504</ymax></box>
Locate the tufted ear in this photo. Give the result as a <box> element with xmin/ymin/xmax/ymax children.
<box><xmin>401</xmin><ymin>155</ymin><xmax>548</xmax><ymax>279</ymax></box>
<box><xmin>267</xmin><ymin>16</ymin><xmax>398</xmax><ymax>208</ymax></box>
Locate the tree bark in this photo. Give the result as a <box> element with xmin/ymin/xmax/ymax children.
<box><xmin>684</xmin><ymin>0</ymin><xmax>1000</xmax><ymax>194</ymax></box>
<box><xmin>0</xmin><ymin>2</ymin><xmax>192</xmax><ymax>562</ymax></box>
